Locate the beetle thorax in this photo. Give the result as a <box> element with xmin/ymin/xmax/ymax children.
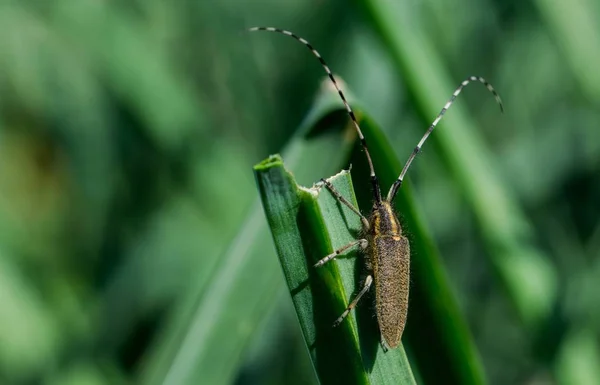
<box><xmin>369</xmin><ymin>201</ymin><xmax>402</xmax><ymax>237</ymax></box>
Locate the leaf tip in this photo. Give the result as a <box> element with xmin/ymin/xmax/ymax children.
<box><xmin>253</xmin><ymin>154</ymin><xmax>283</xmax><ymax>171</ymax></box>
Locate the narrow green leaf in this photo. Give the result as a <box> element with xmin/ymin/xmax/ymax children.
<box><xmin>255</xmin><ymin>155</ymin><xmax>416</xmax><ymax>385</ymax></box>
<box><xmin>555</xmin><ymin>328</ymin><xmax>600</xmax><ymax>385</ymax></box>
<box><xmin>533</xmin><ymin>0</ymin><xmax>600</xmax><ymax>102</ymax></box>
<box><xmin>138</xmin><ymin>82</ymin><xmax>362</xmax><ymax>385</ymax></box>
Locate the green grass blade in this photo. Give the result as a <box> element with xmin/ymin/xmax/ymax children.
<box><xmin>138</xmin><ymin>83</ymin><xmax>366</xmax><ymax>385</ymax></box>
<box><xmin>533</xmin><ymin>0</ymin><xmax>600</xmax><ymax>102</ymax></box>
<box><xmin>255</xmin><ymin>155</ymin><xmax>415</xmax><ymax>385</ymax></box>
<box><xmin>555</xmin><ymin>328</ymin><xmax>600</xmax><ymax>385</ymax></box>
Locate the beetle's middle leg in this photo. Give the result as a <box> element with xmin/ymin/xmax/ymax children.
<box><xmin>314</xmin><ymin>239</ymin><xmax>368</xmax><ymax>267</ymax></box>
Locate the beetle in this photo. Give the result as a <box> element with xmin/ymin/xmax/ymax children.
<box><xmin>249</xmin><ymin>26</ymin><xmax>503</xmax><ymax>349</ymax></box>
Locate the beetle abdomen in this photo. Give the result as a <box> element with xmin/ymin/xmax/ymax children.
<box><xmin>373</xmin><ymin>234</ymin><xmax>410</xmax><ymax>348</ymax></box>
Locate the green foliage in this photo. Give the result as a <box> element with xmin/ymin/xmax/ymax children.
<box><xmin>0</xmin><ymin>1</ymin><xmax>599</xmax><ymax>385</ymax></box>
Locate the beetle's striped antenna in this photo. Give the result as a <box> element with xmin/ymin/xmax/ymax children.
<box><xmin>249</xmin><ymin>26</ymin><xmax>383</xmax><ymax>203</ymax></box>
<box><xmin>386</xmin><ymin>76</ymin><xmax>504</xmax><ymax>202</ymax></box>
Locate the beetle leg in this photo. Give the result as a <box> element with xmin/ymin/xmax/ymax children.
<box><xmin>314</xmin><ymin>239</ymin><xmax>367</xmax><ymax>268</ymax></box>
<box><xmin>332</xmin><ymin>275</ymin><xmax>373</xmax><ymax>327</ymax></box>
<box><xmin>320</xmin><ymin>178</ymin><xmax>370</xmax><ymax>230</ymax></box>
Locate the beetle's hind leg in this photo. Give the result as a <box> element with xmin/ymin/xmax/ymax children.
<box><xmin>332</xmin><ymin>274</ymin><xmax>373</xmax><ymax>327</ymax></box>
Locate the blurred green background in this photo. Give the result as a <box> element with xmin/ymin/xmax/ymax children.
<box><xmin>1</xmin><ymin>0</ymin><xmax>599</xmax><ymax>384</ymax></box>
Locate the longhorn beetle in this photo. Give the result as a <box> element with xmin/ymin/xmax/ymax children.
<box><xmin>249</xmin><ymin>26</ymin><xmax>503</xmax><ymax>350</ymax></box>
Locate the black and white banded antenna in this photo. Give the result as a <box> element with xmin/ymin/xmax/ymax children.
<box><xmin>249</xmin><ymin>26</ymin><xmax>383</xmax><ymax>203</ymax></box>
<box><xmin>386</xmin><ymin>76</ymin><xmax>503</xmax><ymax>202</ymax></box>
